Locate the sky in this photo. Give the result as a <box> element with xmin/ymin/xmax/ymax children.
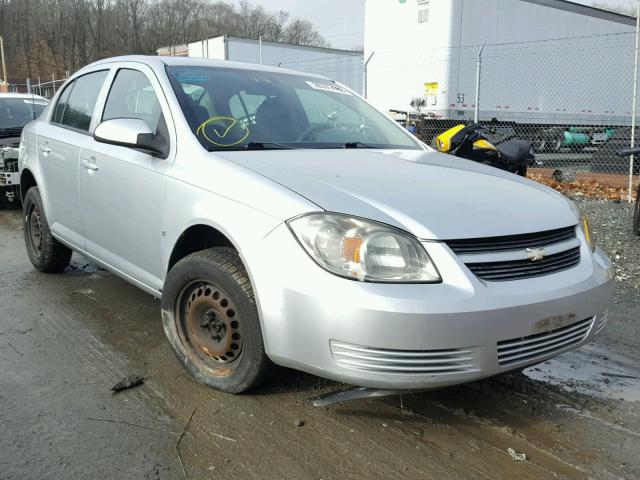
<box><xmin>228</xmin><ymin>0</ymin><xmax>366</xmax><ymax>49</ymax></box>
<box><xmin>230</xmin><ymin>0</ymin><xmax>636</xmax><ymax>51</ymax></box>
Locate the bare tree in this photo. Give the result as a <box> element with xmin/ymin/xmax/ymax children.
<box><xmin>0</xmin><ymin>0</ymin><xmax>328</xmax><ymax>81</ymax></box>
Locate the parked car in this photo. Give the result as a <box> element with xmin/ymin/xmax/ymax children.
<box><xmin>19</xmin><ymin>56</ymin><xmax>613</xmax><ymax>396</ymax></box>
<box><xmin>0</xmin><ymin>92</ymin><xmax>47</xmax><ymax>204</ymax></box>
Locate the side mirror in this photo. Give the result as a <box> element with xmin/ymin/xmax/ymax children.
<box><xmin>93</xmin><ymin>118</ymin><xmax>166</xmax><ymax>157</ymax></box>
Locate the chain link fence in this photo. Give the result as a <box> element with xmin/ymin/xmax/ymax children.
<box><xmin>269</xmin><ymin>55</ymin><xmax>365</xmax><ymax>96</ymax></box>
<box><xmin>253</xmin><ymin>33</ymin><xmax>639</xmax><ymax>196</ymax></box>
<box><xmin>3</xmin><ymin>34</ymin><xmax>639</xmax><ymax>196</ymax></box>
<box><xmin>367</xmin><ymin>32</ymin><xmax>640</xmax><ymax>194</ymax></box>
<box><xmin>5</xmin><ymin>77</ymin><xmax>68</xmax><ymax>99</ymax></box>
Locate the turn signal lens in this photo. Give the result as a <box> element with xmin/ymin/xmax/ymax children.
<box><xmin>581</xmin><ymin>215</ymin><xmax>596</xmax><ymax>252</ymax></box>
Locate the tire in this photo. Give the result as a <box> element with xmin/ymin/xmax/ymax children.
<box><xmin>23</xmin><ymin>187</ymin><xmax>72</xmax><ymax>273</ymax></box>
<box><xmin>533</xmin><ymin>138</ymin><xmax>547</xmax><ymax>153</ymax></box>
<box><xmin>553</xmin><ymin>138</ymin><xmax>563</xmax><ymax>153</ymax></box>
<box><xmin>161</xmin><ymin>247</ymin><xmax>272</xmax><ymax>393</ymax></box>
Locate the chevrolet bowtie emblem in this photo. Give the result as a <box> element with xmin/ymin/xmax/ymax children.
<box><xmin>526</xmin><ymin>248</ymin><xmax>546</xmax><ymax>262</ymax></box>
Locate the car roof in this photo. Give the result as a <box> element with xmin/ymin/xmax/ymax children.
<box><xmin>80</xmin><ymin>55</ymin><xmax>330</xmax><ymax>81</ymax></box>
<box><xmin>0</xmin><ymin>92</ymin><xmax>48</xmax><ymax>101</ymax></box>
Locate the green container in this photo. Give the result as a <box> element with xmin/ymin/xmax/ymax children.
<box><xmin>561</xmin><ymin>129</ymin><xmax>590</xmax><ymax>147</ymax></box>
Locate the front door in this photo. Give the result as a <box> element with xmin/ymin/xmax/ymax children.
<box><xmin>79</xmin><ymin>66</ymin><xmax>174</xmax><ymax>292</ymax></box>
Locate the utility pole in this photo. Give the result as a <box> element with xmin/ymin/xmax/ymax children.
<box><xmin>364</xmin><ymin>52</ymin><xmax>375</xmax><ymax>99</ymax></box>
<box><xmin>630</xmin><ymin>0</ymin><xmax>640</xmax><ymax>203</ymax></box>
<box><xmin>474</xmin><ymin>41</ymin><xmax>486</xmax><ymax>124</ymax></box>
<box><xmin>0</xmin><ymin>36</ymin><xmax>7</xmax><ymax>84</ymax></box>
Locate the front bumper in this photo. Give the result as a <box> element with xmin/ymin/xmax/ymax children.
<box><xmin>249</xmin><ymin>223</ymin><xmax>614</xmax><ymax>390</ymax></box>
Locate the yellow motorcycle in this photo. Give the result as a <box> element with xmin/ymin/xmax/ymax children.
<box><xmin>435</xmin><ymin>123</ymin><xmax>535</xmax><ymax>177</ymax></box>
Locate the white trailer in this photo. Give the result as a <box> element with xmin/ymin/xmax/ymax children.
<box><xmin>364</xmin><ymin>0</ymin><xmax>636</xmax><ymax>127</ymax></box>
<box><xmin>184</xmin><ymin>35</ymin><xmax>365</xmax><ymax>94</ymax></box>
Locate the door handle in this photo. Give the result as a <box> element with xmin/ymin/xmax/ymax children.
<box><xmin>39</xmin><ymin>144</ymin><xmax>50</xmax><ymax>154</ymax></box>
<box><xmin>81</xmin><ymin>157</ymin><xmax>99</xmax><ymax>171</ymax></box>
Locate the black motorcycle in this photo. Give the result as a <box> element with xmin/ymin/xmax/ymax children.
<box><xmin>435</xmin><ymin>123</ymin><xmax>536</xmax><ymax>177</ymax></box>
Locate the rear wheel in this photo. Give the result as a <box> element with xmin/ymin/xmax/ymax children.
<box><xmin>23</xmin><ymin>187</ymin><xmax>72</xmax><ymax>272</ymax></box>
<box><xmin>161</xmin><ymin>247</ymin><xmax>272</xmax><ymax>393</ymax></box>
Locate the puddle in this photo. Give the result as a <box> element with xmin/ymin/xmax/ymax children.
<box><xmin>523</xmin><ymin>344</ymin><xmax>640</xmax><ymax>402</ymax></box>
<box><xmin>66</xmin><ymin>262</ymin><xmax>106</xmax><ymax>276</ymax></box>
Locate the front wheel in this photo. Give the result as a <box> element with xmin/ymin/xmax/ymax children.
<box><xmin>161</xmin><ymin>247</ymin><xmax>273</xmax><ymax>393</ymax></box>
<box><xmin>23</xmin><ymin>187</ymin><xmax>72</xmax><ymax>272</ymax></box>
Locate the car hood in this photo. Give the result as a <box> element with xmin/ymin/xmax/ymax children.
<box><xmin>217</xmin><ymin>149</ymin><xmax>577</xmax><ymax>240</ymax></box>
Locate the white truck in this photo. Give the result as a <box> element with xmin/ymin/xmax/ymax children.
<box><xmin>160</xmin><ymin>35</ymin><xmax>365</xmax><ymax>95</ymax></box>
<box><xmin>0</xmin><ymin>93</ymin><xmax>47</xmax><ymax>204</ymax></box>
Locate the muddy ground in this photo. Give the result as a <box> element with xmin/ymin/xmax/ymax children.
<box><xmin>1</xmin><ymin>200</ymin><xmax>639</xmax><ymax>480</ymax></box>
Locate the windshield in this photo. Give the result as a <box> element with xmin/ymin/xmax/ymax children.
<box><xmin>0</xmin><ymin>98</ymin><xmax>46</xmax><ymax>130</ymax></box>
<box><xmin>166</xmin><ymin>66</ymin><xmax>420</xmax><ymax>151</ymax></box>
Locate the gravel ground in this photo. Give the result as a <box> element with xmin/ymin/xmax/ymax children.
<box><xmin>572</xmin><ymin>195</ymin><xmax>640</xmax><ymax>306</ymax></box>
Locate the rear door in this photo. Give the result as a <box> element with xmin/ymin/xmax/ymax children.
<box><xmin>78</xmin><ymin>64</ymin><xmax>175</xmax><ymax>291</ymax></box>
<box><xmin>37</xmin><ymin>70</ymin><xmax>109</xmax><ymax>248</ymax></box>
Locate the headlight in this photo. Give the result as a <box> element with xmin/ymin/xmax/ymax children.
<box><xmin>581</xmin><ymin>215</ymin><xmax>596</xmax><ymax>252</ymax></box>
<box><xmin>287</xmin><ymin>213</ymin><xmax>441</xmax><ymax>283</ymax></box>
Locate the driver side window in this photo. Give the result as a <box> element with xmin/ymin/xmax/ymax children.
<box><xmin>228</xmin><ymin>91</ymin><xmax>266</xmax><ymax>123</ymax></box>
<box><xmin>102</xmin><ymin>69</ymin><xmax>163</xmax><ymax>134</ymax></box>
<box><xmin>295</xmin><ymin>88</ymin><xmax>360</xmax><ymax>126</ymax></box>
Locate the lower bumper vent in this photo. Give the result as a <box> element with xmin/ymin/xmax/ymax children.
<box><xmin>595</xmin><ymin>310</ymin><xmax>608</xmax><ymax>335</ymax></box>
<box><xmin>497</xmin><ymin>316</ymin><xmax>594</xmax><ymax>366</ymax></box>
<box><xmin>330</xmin><ymin>340</ymin><xmax>477</xmax><ymax>375</ymax></box>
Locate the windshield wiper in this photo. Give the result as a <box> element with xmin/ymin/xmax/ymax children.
<box><xmin>205</xmin><ymin>142</ymin><xmax>297</xmax><ymax>152</ymax></box>
<box><xmin>344</xmin><ymin>141</ymin><xmax>376</xmax><ymax>149</ymax></box>
<box><xmin>244</xmin><ymin>142</ymin><xmax>297</xmax><ymax>150</ymax></box>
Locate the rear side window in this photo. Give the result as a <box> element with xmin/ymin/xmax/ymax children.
<box><xmin>102</xmin><ymin>69</ymin><xmax>163</xmax><ymax>133</ymax></box>
<box><xmin>58</xmin><ymin>70</ymin><xmax>108</xmax><ymax>131</ymax></box>
<box><xmin>52</xmin><ymin>81</ymin><xmax>74</xmax><ymax>124</ymax></box>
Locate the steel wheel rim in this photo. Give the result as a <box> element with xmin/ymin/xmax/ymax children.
<box><xmin>27</xmin><ymin>203</ymin><xmax>43</xmax><ymax>255</ymax></box>
<box><xmin>176</xmin><ymin>281</ymin><xmax>243</xmax><ymax>369</ymax></box>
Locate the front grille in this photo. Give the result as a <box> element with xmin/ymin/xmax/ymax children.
<box><xmin>466</xmin><ymin>246</ymin><xmax>580</xmax><ymax>281</ymax></box>
<box><xmin>330</xmin><ymin>340</ymin><xmax>477</xmax><ymax>375</ymax></box>
<box><xmin>497</xmin><ymin>316</ymin><xmax>593</xmax><ymax>366</ymax></box>
<box><xmin>446</xmin><ymin>226</ymin><xmax>576</xmax><ymax>255</ymax></box>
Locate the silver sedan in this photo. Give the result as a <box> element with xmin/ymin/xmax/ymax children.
<box><xmin>19</xmin><ymin>56</ymin><xmax>613</xmax><ymax>396</ymax></box>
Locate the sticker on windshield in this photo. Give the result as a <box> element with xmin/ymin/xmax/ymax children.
<box><xmin>305</xmin><ymin>81</ymin><xmax>351</xmax><ymax>95</ymax></box>
<box><xmin>174</xmin><ymin>68</ymin><xmax>209</xmax><ymax>83</ymax></box>
<box><xmin>196</xmin><ymin>116</ymin><xmax>249</xmax><ymax>147</ymax></box>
